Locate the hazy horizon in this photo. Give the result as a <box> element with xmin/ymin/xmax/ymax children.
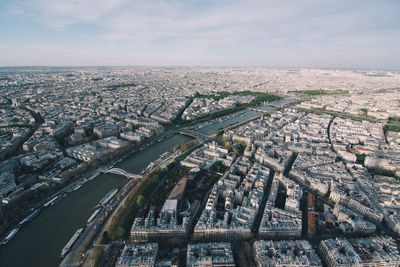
<box><xmin>0</xmin><ymin>66</ymin><xmax>399</xmax><ymax>72</ymax></box>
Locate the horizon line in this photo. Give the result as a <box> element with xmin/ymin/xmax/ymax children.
<box><xmin>0</xmin><ymin>65</ymin><xmax>399</xmax><ymax>72</ymax></box>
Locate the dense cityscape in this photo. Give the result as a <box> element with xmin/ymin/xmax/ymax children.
<box><xmin>0</xmin><ymin>67</ymin><xmax>399</xmax><ymax>266</ymax></box>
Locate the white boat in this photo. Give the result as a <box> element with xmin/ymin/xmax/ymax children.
<box><xmin>1</xmin><ymin>228</ymin><xmax>19</xmax><ymax>245</ymax></box>
<box><xmin>43</xmin><ymin>196</ymin><xmax>59</xmax><ymax>207</ymax></box>
<box><xmin>99</xmin><ymin>189</ymin><xmax>118</xmax><ymax>205</ymax></box>
<box><xmin>72</xmin><ymin>184</ymin><xmax>82</xmax><ymax>191</ymax></box>
<box><xmin>19</xmin><ymin>209</ymin><xmax>40</xmax><ymax>226</ymax></box>
<box><xmin>87</xmin><ymin>209</ymin><xmax>101</xmax><ymax>224</ymax></box>
<box><xmin>60</xmin><ymin>228</ymin><xmax>84</xmax><ymax>258</ymax></box>
<box><xmin>43</xmin><ymin>193</ymin><xmax>67</xmax><ymax>207</ymax></box>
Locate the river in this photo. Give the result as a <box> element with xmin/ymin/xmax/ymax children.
<box><xmin>0</xmin><ymin>134</ymin><xmax>192</xmax><ymax>267</ymax></box>
<box><xmin>196</xmin><ymin>110</ymin><xmax>261</xmax><ymax>135</ymax></box>
<box><xmin>195</xmin><ymin>99</ymin><xmax>296</xmax><ymax>135</ymax></box>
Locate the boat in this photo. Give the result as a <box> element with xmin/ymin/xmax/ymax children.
<box><xmin>51</xmin><ymin>193</ymin><xmax>67</xmax><ymax>206</ymax></box>
<box><xmin>19</xmin><ymin>209</ymin><xmax>40</xmax><ymax>226</ymax></box>
<box><xmin>146</xmin><ymin>162</ymin><xmax>155</xmax><ymax>171</ymax></box>
<box><xmin>43</xmin><ymin>193</ymin><xmax>67</xmax><ymax>207</ymax></box>
<box><xmin>89</xmin><ymin>172</ymin><xmax>99</xmax><ymax>181</ymax></box>
<box><xmin>99</xmin><ymin>189</ymin><xmax>118</xmax><ymax>206</ymax></box>
<box><xmin>87</xmin><ymin>209</ymin><xmax>100</xmax><ymax>225</ymax></box>
<box><xmin>72</xmin><ymin>184</ymin><xmax>82</xmax><ymax>191</ymax></box>
<box><xmin>60</xmin><ymin>228</ymin><xmax>84</xmax><ymax>258</ymax></box>
<box><xmin>43</xmin><ymin>196</ymin><xmax>59</xmax><ymax>207</ymax></box>
<box><xmin>1</xmin><ymin>228</ymin><xmax>19</xmax><ymax>245</ymax></box>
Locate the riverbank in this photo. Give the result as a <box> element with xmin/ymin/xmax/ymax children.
<box><xmin>0</xmin><ymin>134</ymin><xmax>192</xmax><ymax>267</ymax></box>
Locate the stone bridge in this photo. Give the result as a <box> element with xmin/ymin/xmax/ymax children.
<box><xmin>178</xmin><ymin>129</ymin><xmax>212</xmax><ymax>140</ymax></box>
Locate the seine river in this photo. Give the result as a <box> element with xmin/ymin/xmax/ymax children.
<box><xmin>196</xmin><ymin>110</ymin><xmax>261</xmax><ymax>135</ymax></box>
<box><xmin>0</xmin><ymin>134</ymin><xmax>191</xmax><ymax>267</ymax></box>
<box><xmin>196</xmin><ymin>99</ymin><xmax>295</xmax><ymax>135</ymax></box>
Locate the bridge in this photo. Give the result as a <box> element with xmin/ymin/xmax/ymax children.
<box><xmin>265</xmin><ymin>103</ymin><xmax>283</xmax><ymax>108</ymax></box>
<box><xmin>100</xmin><ymin>168</ymin><xmax>141</xmax><ymax>179</ymax></box>
<box><xmin>177</xmin><ymin>129</ymin><xmax>212</xmax><ymax>141</ymax></box>
<box><xmin>248</xmin><ymin>107</ymin><xmax>272</xmax><ymax>113</ymax></box>
<box><xmin>248</xmin><ymin>104</ymin><xmax>282</xmax><ymax>113</ymax></box>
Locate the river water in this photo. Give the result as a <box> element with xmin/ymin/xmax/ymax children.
<box><xmin>196</xmin><ymin>110</ymin><xmax>260</xmax><ymax>135</ymax></box>
<box><xmin>195</xmin><ymin>99</ymin><xmax>295</xmax><ymax>136</ymax></box>
<box><xmin>0</xmin><ymin>134</ymin><xmax>191</xmax><ymax>267</ymax></box>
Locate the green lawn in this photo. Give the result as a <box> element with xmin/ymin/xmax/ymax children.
<box><xmin>384</xmin><ymin>117</ymin><xmax>400</xmax><ymax>133</ymax></box>
<box><xmin>175</xmin><ymin>90</ymin><xmax>280</xmax><ymax>124</ymax></box>
<box><xmin>289</xmin><ymin>89</ymin><xmax>349</xmax><ymax>95</ymax></box>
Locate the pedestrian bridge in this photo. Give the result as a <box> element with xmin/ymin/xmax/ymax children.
<box><xmin>100</xmin><ymin>168</ymin><xmax>141</xmax><ymax>179</ymax></box>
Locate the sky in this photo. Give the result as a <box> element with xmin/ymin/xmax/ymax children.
<box><xmin>0</xmin><ymin>0</ymin><xmax>400</xmax><ymax>69</ymax></box>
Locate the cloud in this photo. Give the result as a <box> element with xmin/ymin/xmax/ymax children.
<box><xmin>20</xmin><ymin>0</ymin><xmax>127</xmax><ymax>28</ymax></box>
<box><xmin>14</xmin><ymin>0</ymin><xmax>400</xmax><ymax>43</ymax></box>
<box><xmin>2</xmin><ymin>0</ymin><xmax>400</xmax><ymax>67</ymax></box>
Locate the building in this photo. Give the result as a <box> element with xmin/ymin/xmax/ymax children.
<box><xmin>349</xmin><ymin>236</ymin><xmax>400</xmax><ymax>267</ymax></box>
<box><xmin>96</xmin><ymin>136</ymin><xmax>128</xmax><ymax>150</ymax></box>
<box><xmin>116</xmin><ymin>242</ymin><xmax>158</xmax><ymax>267</ymax></box>
<box><xmin>254</xmin><ymin>240</ymin><xmax>322</xmax><ymax>267</ymax></box>
<box><xmin>194</xmin><ymin>157</ymin><xmax>270</xmax><ymax>241</ymax></box>
<box><xmin>333</xmin><ymin>204</ymin><xmax>376</xmax><ymax>234</ymax></box>
<box><xmin>319</xmin><ymin>238</ymin><xmax>362</xmax><ymax>267</ymax></box>
<box><xmin>258</xmin><ymin>175</ymin><xmax>302</xmax><ymax>238</ymax></box>
<box><xmin>186</xmin><ymin>242</ymin><xmax>235</xmax><ymax>267</ymax></box>
<box><xmin>66</xmin><ymin>144</ymin><xmax>100</xmax><ymax>162</ymax></box>
<box><xmin>181</xmin><ymin>142</ymin><xmax>233</xmax><ymax>169</ymax></box>
<box><xmin>0</xmin><ymin>171</ymin><xmax>17</xmax><ymax>199</ymax></box>
<box><xmin>320</xmin><ymin>236</ymin><xmax>400</xmax><ymax>267</ymax></box>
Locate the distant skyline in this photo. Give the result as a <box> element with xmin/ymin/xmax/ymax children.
<box><xmin>1</xmin><ymin>0</ymin><xmax>400</xmax><ymax>69</ymax></box>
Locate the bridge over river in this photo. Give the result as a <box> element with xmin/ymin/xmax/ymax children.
<box><xmin>99</xmin><ymin>168</ymin><xmax>141</xmax><ymax>179</ymax></box>
<box><xmin>177</xmin><ymin>129</ymin><xmax>212</xmax><ymax>140</ymax></box>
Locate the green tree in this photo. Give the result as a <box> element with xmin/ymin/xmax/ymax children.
<box><xmin>356</xmin><ymin>154</ymin><xmax>367</xmax><ymax>164</ymax></box>
<box><xmin>136</xmin><ymin>195</ymin><xmax>145</xmax><ymax>207</ymax></box>
<box><xmin>151</xmin><ymin>174</ymin><xmax>159</xmax><ymax>182</ymax></box>
<box><xmin>116</xmin><ymin>226</ymin><xmax>125</xmax><ymax>238</ymax></box>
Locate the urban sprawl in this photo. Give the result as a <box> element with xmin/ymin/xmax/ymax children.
<box><xmin>1</xmin><ymin>67</ymin><xmax>400</xmax><ymax>266</ymax></box>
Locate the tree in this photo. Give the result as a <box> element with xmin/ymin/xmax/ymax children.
<box><xmin>136</xmin><ymin>195</ymin><xmax>145</xmax><ymax>207</ymax></box>
<box><xmin>151</xmin><ymin>174</ymin><xmax>159</xmax><ymax>182</ymax></box>
<box><xmin>116</xmin><ymin>226</ymin><xmax>125</xmax><ymax>238</ymax></box>
<box><xmin>356</xmin><ymin>154</ymin><xmax>367</xmax><ymax>165</ymax></box>
<box><xmin>101</xmin><ymin>231</ymin><xmax>110</xmax><ymax>244</ymax></box>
